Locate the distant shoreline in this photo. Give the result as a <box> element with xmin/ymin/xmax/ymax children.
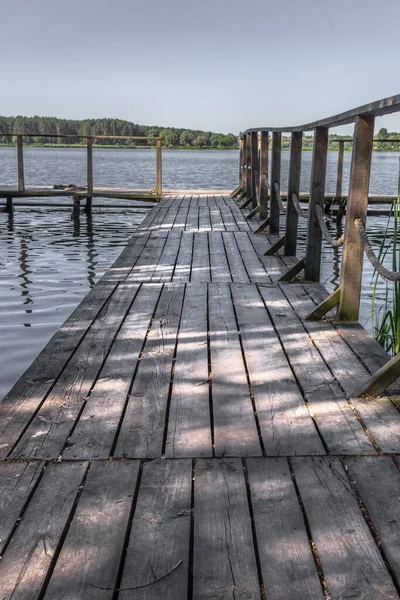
<box><xmin>0</xmin><ymin>143</ymin><xmax>239</xmax><ymax>151</ymax></box>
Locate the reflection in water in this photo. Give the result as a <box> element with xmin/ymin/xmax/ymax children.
<box><xmin>86</xmin><ymin>215</ymin><xmax>96</xmax><ymax>287</ymax></box>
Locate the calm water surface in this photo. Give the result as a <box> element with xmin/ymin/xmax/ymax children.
<box><xmin>0</xmin><ymin>147</ymin><xmax>399</xmax><ymax>401</ymax></box>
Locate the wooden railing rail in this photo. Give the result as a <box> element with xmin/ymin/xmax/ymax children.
<box><xmin>0</xmin><ymin>133</ymin><xmax>163</xmax><ymax>210</ymax></box>
<box><xmin>236</xmin><ymin>94</ymin><xmax>400</xmax><ymax>397</ymax></box>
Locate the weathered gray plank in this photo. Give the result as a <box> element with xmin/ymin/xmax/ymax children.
<box><xmin>101</xmin><ymin>231</ymin><xmax>151</xmax><ymax>283</ymax></box>
<box><xmin>114</xmin><ymin>283</ymin><xmax>185</xmax><ymax>458</ymax></box>
<box><xmin>247</xmin><ymin>458</ymin><xmax>324</xmax><ymax>600</ymax></box>
<box><xmin>193</xmin><ymin>458</ymin><xmax>261</xmax><ymax>599</ymax></box>
<box><xmin>44</xmin><ymin>461</ymin><xmax>140</xmax><ymax>599</ymax></box>
<box><xmin>260</xmin><ymin>285</ymin><xmax>376</xmax><ymax>455</ymax></box>
<box><xmin>173</xmin><ymin>232</ymin><xmax>193</xmax><ymax>282</ymax></box>
<box><xmin>198</xmin><ymin>206</ymin><xmax>212</xmax><ymax>231</ymax></box>
<box><xmin>63</xmin><ymin>284</ymin><xmax>162</xmax><ymax>459</ymax></box>
<box><xmin>0</xmin><ymin>461</ymin><xmax>88</xmax><ymax>600</ymax></box>
<box><xmin>119</xmin><ymin>459</ymin><xmax>192</xmax><ymax>600</ymax></box>
<box><xmin>11</xmin><ymin>283</ymin><xmax>140</xmax><ymax>459</ymax></box>
<box><xmin>0</xmin><ymin>461</ymin><xmax>44</xmax><ymax>556</ymax></box>
<box><xmin>345</xmin><ymin>456</ymin><xmax>400</xmax><ymax>586</ymax></box>
<box><xmin>209</xmin><ymin>283</ymin><xmax>261</xmax><ymax>456</ymax></box>
<box><xmin>165</xmin><ymin>284</ymin><xmax>211</xmax><ymax>457</ymax></box>
<box><xmin>234</xmin><ymin>232</ymin><xmax>271</xmax><ymax>284</ymax></box>
<box><xmin>293</xmin><ymin>457</ymin><xmax>399</xmax><ymax>600</ymax></box>
<box><xmin>127</xmin><ymin>230</ymin><xmax>168</xmax><ymax>281</ymax></box>
<box><xmin>222</xmin><ymin>232</ymin><xmax>250</xmax><ymax>283</ymax></box>
<box><xmin>0</xmin><ymin>280</ymin><xmax>116</xmax><ymax>460</ymax></box>
<box><xmin>151</xmin><ymin>230</ymin><xmax>182</xmax><ymax>282</ymax></box>
<box><xmin>209</xmin><ymin>231</ymin><xmax>232</xmax><ymax>282</ymax></box>
<box><xmin>191</xmin><ymin>233</ymin><xmax>210</xmax><ymax>282</ymax></box>
<box><xmin>231</xmin><ymin>284</ymin><xmax>324</xmax><ymax>456</ymax></box>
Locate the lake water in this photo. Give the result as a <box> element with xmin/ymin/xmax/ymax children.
<box><xmin>0</xmin><ymin>147</ymin><xmax>399</xmax><ymax>401</ymax></box>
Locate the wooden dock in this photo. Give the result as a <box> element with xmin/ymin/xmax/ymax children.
<box><xmin>1</xmin><ymin>192</ymin><xmax>400</xmax><ymax>599</ymax></box>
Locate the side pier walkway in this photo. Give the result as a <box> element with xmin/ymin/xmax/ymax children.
<box><xmin>1</xmin><ymin>194</ymin><xmax>400</xmax><ymax>599</ymax></box>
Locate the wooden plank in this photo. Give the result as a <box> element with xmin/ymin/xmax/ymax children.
<box><xmin>43</xmin><ymin>461</ymin><xmax>140</xmax><ymax>599</ymax></box>
<box><xmin>284</xmin><ymin>131</ymin><xmax>302</xmax><ymax>256</ymax></box>
<box><xmin>198</xmin><ymin>206</ymin><xmax>212</xmax><ymax>232</ymax></box>
<box><xmin>270</xmin><ymin>132</ymin><xmax>281</xmax><ymax>234</ymax></box>
<box><xmin>231</xmin><ymin>284</ymin><xmax>324</xmax><ymax>456</ymax></box>
<box><xmin>185</xmin><ymin>206</ymin><xmax>199</xmax><ymax>232</ymax></box>
<box><xmin>11</xmin><ymin>282</ymin><xmax>140</xmax><ymax>459</ymax></box>
<box><xmin>259</xmin><ymin>131</ymin><xmax>269</xmax><ymax>221</ymax></box>
<box><xmin>114</xmin><ymin>283</ymin><xmax>185</xmax><ymax>458</ymax></box>
<box><xmin>345</xmin><ymin>456</ymin><xmax>400</xmax><ymax>585</ymax></box>
<box><xmin>0</xmin><ymin>461</ymin><xmax>88</xmax><ymax>599</ymax></box>
<box><xmin>0</xmin><ymin>461</ymin><xmax>44</xmax><ymax>555</ymax></box>
<box><xmin>260</xmin><ymin>285</ymin><xmax>376</xmax><ymax>455</ymax></box>
<box><xmin>222</xmin><ymin>232</ymin><xmax>250</xmax><ymax>283</ymax></box>
<box><xmin>209</xmin><ymin>204</ymin><xmax>225</xmax><ymax>231</ymax></box>
<box><xmin>193</xmin><ymin>458</ymin><xmax>260</xmax><ymax>599</ymax></box>
<box><xmin>101</xmin><ymin>231</ymin><xmax>151</xmax><ymax>283</ymax></box>
<box><xmin>151</xmin><ymin>230</ymin><xmax>182</xmax><ymax>282</ymax></box>
<box><xmin>338</xmin><ymin>115</ymin><xmax>375</xmax><ymax>320</ymax></box>
<box><xmin>0</xmin><ymin>280</ymin><xmax>117</xmax><ymax>460</ymax></box>
<box><xmin>63</xmin><ymin>284</ymin><xmax>162</xmax><ymax>459</ymax></box>
<box><xmin>127</xmin><ymin>230</ymin><xmax>168</xmax><ymax>282</ymax></box>
<box><xmin>191</xmin><ymin>233</ymin><xmax>211</xmax><ymax>282</ymax></box>
<box><xmin>234</xmin><ymin>232</ymin><xmax>271</xmax><ymax>284</ymax></box>
<box><xmin>165</xmin><ymin>284</ymin><xmax>211</xmax><ymax>457</ymax></box>
<box><xmin>209</xmin><ymin>283</ymin><xmax>261</xmax><ymax>456</ymax></box>
<box><xmin>304</xmin><ymin>127</ymin><xmax>328</xmax><ymax>281</ymax></box>
<box><xmin>247</xmin><ymin>458</ymin><xmax>324</xmax><ymax>599</ymax></box>
<box><xmin>173</xmin><ymin>231</ymin><xmax>193</xmax><ymax>282</ymax></box>
<box><xmin>173</xmin><ymin>205</ymin><xmax>190</xmax><ymax>230</ymax></box>
<box><xmin>209</xmin><ymin>231</ymin><xmax>232</xmax><ymax>282</ymax></box>
<box><xmin>282</xmin><ymin>284</ymin><xmax>400</xmax><ymax>454</ymax></box>
<box><xmin>119</xmin><ymin>459</ymin><xmax>192</xmax><ymax>600</ymax></box>
<box><xmin>220</xmin><ymin>205</ymin><xmax>240</xmax><ymax>231</ymax></box>
<box><xmin>293</xmin><ymin>457</ymin><xmax>399</xmax><ymax>600</ymax></box>
<box><xmin>251</xmin><ymin>131</ymin><xmax>259</xmax><ymax>208</ymax></box>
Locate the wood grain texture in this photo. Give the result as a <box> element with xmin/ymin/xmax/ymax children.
<box><xmin>193</xmin><ymin>458</ymin><xmax>261</xmax><ymax>599</ymax></box>
<box><xmin>247</xmin><ymin>458</ymin><xmax>324</xmax><ymax>600</ymax></box>
<box><xmin>293</xmin><ymin>457</ymin><xmax>399</xmax><ymax>600</ymax></box>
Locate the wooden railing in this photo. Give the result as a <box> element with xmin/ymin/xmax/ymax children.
<box><xmin>237</xmin><ymin>94</ymin><xmax>400</xmax><ymax>397</ymax></box>
<box><xmin>0</xmin><ymin>133</ymin><xmax>163</xmax><ymax>211</ymax></box>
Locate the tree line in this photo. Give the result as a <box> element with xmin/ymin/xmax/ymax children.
<box><xmin>0</xmin><ymin>116</ymin><xmax>239</xmax><ymax>148</ymax></box>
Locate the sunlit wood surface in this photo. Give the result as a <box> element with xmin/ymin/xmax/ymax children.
<box><xmin>1</xmin><ymin>194</ymin><xmax>400</xmax><ymax>599</ymax></box>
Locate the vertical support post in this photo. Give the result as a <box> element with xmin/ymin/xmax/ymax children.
<box><xmin>242</xmin><ymin>135</ymin><xmax>247</xmax><ymax>197</ymax></box>
<box><xmin>17</xmin><ymin>135</ymin><xmax>24</xmax><ymax>192</ymax></box>
<box><xmin>284</xmin><ymin>131</ymin><xmax>302</xmax><ymax>255</ymax></box>
<box><xmin>239</xmin><ymin>137</ymin><xmax>244</xmax><ymax>189</ymax></box>
<box><xmin>246</xmin><ymin>133</ymin><xmax>252</xmax><ymax>199</ymax></box>
<box><xmin>250</xmin><ymin>131</ymin><xmax>258</xmax><ymax>208</ymax></box>
<box><xmin>338</xmin><ymin>115</ymin><xmax>374</xmax><ymax>321</ymax></box>
<box><xmin>304</xmin><ymin>127</ymin><xmax>328</xmax><ymax>281</ymax></box>
<box><xmin>336</xmin><ymin>140</ymin><xmax>344</xmax><ymax>198</ymax></box>
<box><xmin>156</xmin><ymin>138</ymin><xmax>162</xmax><ymax>197</ymax></box>
<box><xmin>73</xmin><ymin>196</ymin><xmax>81</xmax><ymax>218</ymax></box>
<box><xmin>259</xmin><ymin>131</ymin><xmax>269</xmax><ymax>220</ymax></box>
<box><xmin>86</xmin><ymin>137</ymin><xmax>93</xmax><ymax>215</ymax></box>
<box><xmin>270</xmin><ymin>132</ymin><xmax>281</xmax><ymax>234</ymax></box>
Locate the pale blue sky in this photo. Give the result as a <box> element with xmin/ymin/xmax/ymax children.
<box><xmin>1</xmin><ymin>0</ymin><xmax>400</xmax><ymax>134</ymax></box>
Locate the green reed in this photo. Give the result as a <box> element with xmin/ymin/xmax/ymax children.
<box><xmin>371</xmin><ymin>159</ymin><xmax>400</xmax><ymax>355</ymax></box>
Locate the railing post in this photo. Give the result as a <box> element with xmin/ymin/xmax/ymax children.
<box><xmin>284</xmin><ymin>131</ymin><xmax>302</xmax><ymax>255</ymax></box>
<box><xmin>338</xmin><ymin>115</ymin><xmax>374</xmax><ymax>321</ymax></box>
<box><xmin>242</xmin><ymin>135</ymin><xmax>247</xmax><ymax>197</ymax></box>
<box><xmin>336</xmin><ymin>140</ymin><xmax>344</xmax><ymax>198</ymax></box>
<box><xmin>86</xmin><ymin>137</ymin><xmax>93</xmax><ymax>215</ymax></box>
<box><xmin>250</xmin><ymin>131</ymin><xmax>258</xmax><ymax>208</ymax></box>
<box><xmin>156</xmin><ymin>138</ymin><xmax>162</xmax><ymax>197</ymax></box>
<box><xmin>239</xmin><ymin>137</ymin><xmax>244</xmax><ymax>189</ymax></box>
<box><xmin>304</xmin><ymin>127</ymin><xmax>328</xmax><ymax>281</ymax></box>
<box><xmin>270</xmin><ymin>132</ymin><xmax>281</xmax><ymax>234</ymax></box>
<box><xmin>246</xmin><ymin>133</ymin><xmax>252</xmax><ymax>199</ymax></box>
<box><xmin>259</xmin><ymin>131</ymin><xmax>269</xmax><ymax>220</ymax></box>
<box><xmin>16</xmin><ymin>135</ymin><xmax>24</xmax><ymax>192</ymax></box>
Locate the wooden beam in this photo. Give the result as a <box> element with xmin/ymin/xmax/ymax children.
<box><xmin>305</xmin><ymin>287</ymin><xmax>341</xmax><ymax>320</ymax></box>
<box><xmin>278</xmin><ymin>257</ymin><xmax>305</xmax><ymax>282</ymax></box>
<box><xmin>245</xmin><ymin>204</ymin><xmax>260</xmax><ymax>219</ymax></box>
<box><xmin>16</xmin><ymin>135</ymin><xmax>24</xmax><ymax>192</ymax></box>
<box><xmin>86</xmin><ymin>137</ymin><xmax>93</xmax><ymax>215</ymax></box>
<box><xmin>156</xmin><ymin>138</ymin><xmax>162</xmax><ymax>197</ymax></box>
<box><xmin>338</xmin><ymin>115</ymin><xmax>374</xmax><ymax>321</ymax></box>
<box><xmin>250</xmin><ymin>131</ymin><xmax>259</xmax><ymax>208</ymax></box>
<box><xmin>259</xmin><ymin>131</ymin><xmax>269</xmax><ymax>221</ymax></box>
<box><xmin>72</xmin><ymin>196</ymin><xmax>81</xmax><ymax>218</ymax></box>
<box><xmin>270</xmin><ymin>132</ymin><xmax>281</xmax><ymax>234</ymax></box>
<box><xmin>239</xmin><ymin>196</ymin><xmax>253</xmax><ymax>210</ymax></box>
<box><xmin>336</xmin><ymin>140</ymin><xmax>344</xmax><ymax>199</ymax></box>
<box><xmin>304</xmin><ymin>127</ymin><xmax>328</xmax><ymax>281</ymax></box>
<box><xmin>354</xmin><ymin>352</ymin><xmax>400</xmax><ymax>397</ymax></box>
<box><xmin>242</xmin><ymin>135</ymin><xmax>247</xmax><ymax>197</ymax></box>
<box><xmin>284</xmin><ymin>131</ymin><xmax>302</xmax><ymax>256</ymax></box>
<box><xmin>254</xmin><ymin>216</ymin><xmax>270</xmax><ymax>234</ymax></box>
<box><xmin>246</xmin><ymin>133</ymin><xmax>252</xmax><ymax>200</ymax></box>
<box><xmin>239</xmin><ymin>137</ymin><xmax>244</xmax><ymax>189</ymax></box>
<box><xmin>6</xmin><ymin>196</ymin><xmax>13</xmax><ymax>214</ymax></box>
<box><xmin>264</xmin><ymin>235</ymin><xmax>285</xmax><ymax>255</ymax></box>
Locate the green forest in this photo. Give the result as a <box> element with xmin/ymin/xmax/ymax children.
<box><xmin>0</xmin><ymin>116</ymin><xmax>238</xmax><ymax>149</ymax></box>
